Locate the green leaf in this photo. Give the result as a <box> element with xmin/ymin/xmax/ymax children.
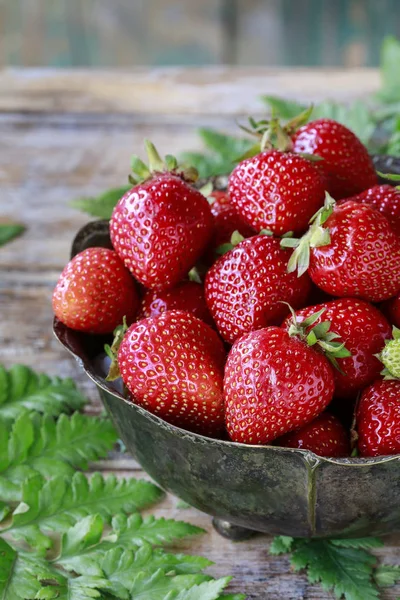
<box><xmin>290</xmin><ymin>539</ymin><xmax>379</xmax><ymax>600</ymax></box>
<box><xmin>4</xmin><ymin>472</ymin><xmax>163</xmax><ymax>550</ymax></box>
<box><xmin>126</xmin><ymin>569</ymin><xmax>210</xmax><ymax>600</ymax></box>
<box><xmin>180</xmin><ymin>129</ymin><xmax>254</xmax><ymax>178</ymax></box>
<box><xmin>0</xmin><ymin>365</ymin><xmax>86</xmax><ymax>421</ymax></box>
<box><xmin>36</xmin><ymin>575</ymin><xmax>111</xmax><ymax>600</ymax></box>
<box><xmin>70</xmin><ymin>186</ymin><xmax>131</xmax><ymax>219</ymax></box>
<box><xmin>0</xmin><ymin>538</ymin><xmax>63</xmax><ymax>600</ymax></box>
<box><xmin>0</xmin><ymin>412</ymin><xmax>117</xmax><ymax>485</ymax></box>
<box><xmin>0</xmin><ymin>223</ymin><xmax>25</xmax><ymax>247</ymax></box>
<box><xmin>57</xmin><ymin>514</ymin><xmax>207</xmax><ymax>577</ymax></box>
<box><xmin>108</xmin><ymin>513</ymin><xmax>205</xmax><ymax>548</ymax></box>
<box><xmin>95</xmin><ymin>546</ymin><xmax>212</xmax><ymax>599</ymax></box>
<box><xmin>260</xmin><ymin>95</ymin><xmax>307</xmax><ymax>119</ymax></box>
<box><xmin>269</xmin><ymin>536</ymin><xmax>294</xmax><ymax>555</ymax></box>
<box><xmin>374</xmin><ymin>564</ymin><xmax>400</xmax><ymax>587</ymax></box>
<box><xmin>378</xmin><ymin>36</ymin><xmax>400</xmax><ymax>103</ymax></box>
<box><xmin>57</xmin><ymin>515</ymin><xmax>105</xmax><ymax>565</ymax></box>
<box><xmin>166</xmin><ymin>577</ymin><xmax>232</xmax><ymax>600</ymax></box>
<box><xmin>198</xmin><ymin>129</ymin><xmax>253</xmax><ymax>160</ymax></box>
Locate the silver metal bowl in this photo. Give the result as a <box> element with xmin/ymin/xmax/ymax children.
<box><xmin>54</xmin><ymin>156</ymin><xmax>400</xmax><ymax>539</ymax></box>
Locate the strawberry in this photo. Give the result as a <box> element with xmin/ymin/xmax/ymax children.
<box><xmin>383</xmin><ymin>293</ymin><xmax>400</xmax><ymax>329</ymax></box>
<box><xmin>341</xmin><ymin>184</ymin><xmax>400</xmax><ymax>236</ymax></box>
<box><xmin>291</xmin><ymin>118</ymin><xmax>378</xmax><ymax>198</ymax></box>
<box><xmin>357</xmin><ymin>328</ymin><xmax>400</xmax><ymax>456</ymax></box>
<box><xmin>110</xmin><ymin>141</ymin><xmax>213</xmax><ymax>291</ymax></box>
<box><xmin>116</xmin><ymin>310</ymin><xmax>225</xmax><ymax>435</ymax></box>
<box><xmin>209</xmin><ymin>190</ymin><xmax>255</xmax><ymax>249</ymax></box>
<box><xmin>357</xmin><ymin>381</ymin><xmax>400</xmax><ymax>457</ymax></box>
<box><xmin>276</xmin><ymin>412</ymin><xmax>350</xmax><ymax>457</ymax></box>
<box><xmin>284</xmin><ymin>195</ymin><xmax>400</xmax><ymax>302</ymax></box>
<box><xmin>138</xmin><ymin>281</ymin><xmax>214</xmax><ymax>327</ymax></box>
<box><xmin>224</xmin><ymin>321</ymin><xmax>337</xmax><ymax>445</ymax></box>
<box><xmin>205</xmin><ymin>234</ymin><xmax>311</xmax><ymax>344</ymax></box>
<box><xmin>283</xmin><ymin>298</ymin><xmax>391</xmax><ymax>399</ymax></box>
<box><xmin>228</xmin><ymin>150</ymin><xmax>326</xmax><ymax>235</ymax></box>
<box><xmin>52</xmin><ymin>247</ymin><xmax>139</xmax><ymax>334</ymax></box>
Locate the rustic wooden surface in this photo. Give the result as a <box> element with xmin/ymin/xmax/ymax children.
<box><xmin>1</xmin><ymin>67</ymin><xmax>400</xmax><ymax>599</ymax></box>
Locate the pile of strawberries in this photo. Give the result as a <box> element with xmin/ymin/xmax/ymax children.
<box><xmin>53</xmin><ymin>115</ymin><xmax>400</xmax><ymax>459</ymax></box>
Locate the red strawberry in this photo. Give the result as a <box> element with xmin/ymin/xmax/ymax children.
<box><xmin>357</xmin><ymin>380</ymin><xmax>400</xmax><ymax>457</ymax></box>
<box><xmin>228</xmin><ymin>150</ymin><xmax>326</xmax><ymax>235</ymax></box>
<box><xmin>383</xmin><ymin>293</ymin><xmax>400</xmax><ymax>329</ymax></box>
<box><xmin>291</xmin><ymin>118</ymin><xmax>378</xmax><ymax>198</ymax></box>
<box><xmin>52</xmin><ymin>247</ymin><xmax>139</xmax><ymax>334</ymax></box>
<box><xmin>138</xmin><ymin>281</ymin><xmax>214</xmax><ymax>327</ymax></box>
<box><xmin>110</xmin><ymin>141</ymin><xmax>213</xmax><ymax>291</ymax></box>
<box><xmin>340</xmin><ymin>184</ymin><xmax>400</xmax><ymax>237</ymax></box>
<box><xmin>205</xmin><ymin>234</ymin><xmax>311</xmax><ymax>344</ymax></box>
<box><xmin>117</xmin><ymin>310</ymin><xmax>225</xmax><ymax>435</ymax></box>
<box><xmin>285</xmin><ymin>196</ymin><xmax>400</xmax><ymax>302</ymax></box>
<box><xmin>276</xmin><ymin>412</ymin><xmax>350</xmax><ymax>457</ymax></box>
<box><xmin>283</xmin><ymin>298</ymin><xmax>391</xmax><ymax>399</ymax></box>
<box><xmin>224</xmin><ymin>326</ymin><xmax>335</xmax><ymax>445</ymax></box>
<box><xmin>356</xmin><ymin>328</ymin><xmax>400</xmax><ymax>456</ymax></box>
<box><xmin>209</xmin><ymin>191</ymin><xmax>255</xmax><ymax>248</ymax></box>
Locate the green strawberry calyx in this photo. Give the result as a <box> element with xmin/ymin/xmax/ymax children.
<box><xmin>237</xmin><ymin>106</ymin><xmax>319</xmax><ymax>160</ymax></box>
<box><xmin>285</xmin><ymin>304</ymin><xmax>351</xmax><ymax>373</ymax></box>
<box><xmin>105</xmin><ymin>317</ymin><xmax>129</xmax><ymax>381</ymax></box>
<box><xmin>129</xmin><ymin>140</ymin><xmax>199</xmax><ymax>186</ymax></box>
<box><xmin>377</xmin><ymin>326</ymin><xmax>400</xmax><ymax>380</ymax></box>
<box><xmin>281</xmin><ymin>192</ymin><xmax>335</xmax><ymax>277</ymax></box>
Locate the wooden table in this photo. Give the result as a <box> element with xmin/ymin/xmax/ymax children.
<box><xmin>1</xmin><ymin>67</ymin><xmax>399</xmax><ymax>599</ymax></box>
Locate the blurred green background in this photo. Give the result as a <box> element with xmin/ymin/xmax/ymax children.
<box><xmin>1</xmin><ymin>0</ymin><xmax>400</xmax><ymax>68</ymax></box>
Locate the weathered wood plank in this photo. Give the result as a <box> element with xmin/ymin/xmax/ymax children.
<box><xmin>0</xmin><ymin>67</ymin><xmax>380</xmax><ymax>114</ymax></box>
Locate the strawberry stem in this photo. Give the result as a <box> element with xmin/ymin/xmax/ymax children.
<box><xmin>105</xmin><ymin>317</ymin><xmax>129</xmax><ymax>382</ymax></box>
<box><xmin>285</xmin><ymin>304</ymin><xmax>351</xmax><ymax>373</ymax></box>
<box><xmin>130</xmin><ymin>140</ymin><xmax>198</xmax><ymax>185</ymax></box>
<box><xmin>281</xmin><ymin>192</ymin><xmax>335</xmax><ymax>277</ymax></box>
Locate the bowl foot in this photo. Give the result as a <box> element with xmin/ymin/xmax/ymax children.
<box><xmin>212</xmin><ymin>518</ymin><xmax>258</xmax><ymax>541</ymax></box>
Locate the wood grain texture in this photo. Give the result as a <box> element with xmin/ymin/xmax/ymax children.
<box><xmin>1</xmin><ymin>67</ymin><xmax>400</xmax><ymax>599</ymax></box>
<box><xmin>0</xmin><ymin>67</ymin><xmax>380</xmax><ymax>114</ymax></box>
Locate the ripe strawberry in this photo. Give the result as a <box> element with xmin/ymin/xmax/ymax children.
<box><xmin>291</xmin><ymin>118</ymin><xmax>378</xmax><ymax>198</ymax></box>
<box><xmin>341</xmin><ymin>184</ymin><xmax>400</xmax><ymax>236</ymax></box>
<box><xmin>117</xmin><ymin>310</ymin><xmax>225</xmax><ymax>435</ymax></box>
<box><xmin>276</xmin><ymin>412</ymin><xmax>350</xmax><ymax>457</ymax></box>
<box><xmin>383</xmin><ymin>293</ymin><xmax>400</xmax><ymax>329</ymax></box>
<box><xmin>110</xmin><ymin>141</ymin><xmax>213</xmax><ymax>291</ymax></box>
<box><xmin>52</xmin><ymin>247</ymin><xmax>139</xmax><ymax>334</ymax></box>
<box><xmin>209</xmin><ymin>191</ymin><xmax>255</xmax><ymax>248</ymax></box>
<box><xmin>284</xmin><ymin>195</ymin><xmax>400</xmax><ymax>302</ymax></box>
<box><xmin>284</xmin><ymin>298</ymin><xmax>391</xmax><ymax>399</ymax></box>
<box><xmin>205</xmin><ymin>234</ymin><xmax>311</xmax><ymax>344</ymax></box>
<box><xmin>357</xmin><ymin>380</ymin><xmax>400</xmax><ymax>457</ymax></box>
<box><xmin>224</xmin><ymin>325</ymin><xmax>335</xmax><ymax>444</ymax></box>
<box><xmin>228</xmin><ymin>150</ymin><xmax>326</xmax><ymax>235</ymax></box>
<box><xmin>138</xmin><ymin>281</ymin><xmax>214</xmax><ymax>327</ymax></box>
<box><xmin>357</xmin><ymin>328</ymin><xmax>400</xmax><ymax>456</ymax></box>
